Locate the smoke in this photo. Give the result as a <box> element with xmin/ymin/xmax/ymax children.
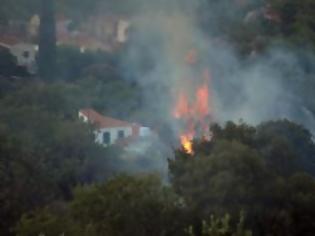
<box><xmin>117</xmin><ymin>134</ymin><xmax>173</xmax><ymax>181</ymax></box>
<box><xmin>121</xmin><ymin>0</ymin><xmax>314</xmax><ymax>127</ymax></box>
<box><xmin>212</xmin><ymin>46</ymin><xmax>315</xmax><ymax>132</ymax></box>
<box><xmin>115</xmin><ymin>0</ymin><xmax>315</xmax><ymax>176</ymax></box>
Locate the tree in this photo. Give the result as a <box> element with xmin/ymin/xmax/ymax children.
<box><xmin>170</xmin><ymin>120</ymin><xmax>315</xmax><ymax>236</ymax></box>
<box><xmin>16</xmin><ymin>175</ymin><xmax>186</xmax><ymax>236</ymax></box>
<box><xmin>16</xmin><ymin>203</ymin><xmax>79</xmax><ymax>236</ymax></box>
<box><xmin>187</xmin><ymin>212</ymin><xmax>252</xmax><ymax>236</ymax></box>
<box><xmin>256</xmin><ymin>120</ymin><xmax>315</xmax><ymax>176</ymax></box>
<box><xmin>0</xmin><ymin>47</ymin><xmax>17</xmax><ymax>76</ymax></box>
<box><xmin>38</xmin><ymin>0</ymin><xmax>57</xmax><ymax>81</ymax></box>
<box><xmin>70</xmin><ymin>175</ymin><xmax>184</xmax><ymax>236</ymax></box>
<box><xmin>210</xmin><ymin>122</ymin><xmax>256</xmax><ymax>148</ymax></box>
<box><xmin>209</xmin><ymin>120</ymin><xmax>314</xmax><ymax>177</ymax></box>
<box><xmin>0</xmin><ymin>0</ymin><xmax>40</xmax><ymax>24</ymax></box>
<box><xmin>269</xmin><ymin>0</ymin><xmax>315</xmax><ymax>46</ymax></box>
<box><xmin>0</xmin><ymin>82</ymin><xmax>118</xmax><ymax>235</ymax></box>
<box><xmin>0</xmin><ymin>130</ymin><xmax>56</xmax><ymax>236</ymax></box>
<box><xmin>260</xmin><ymin>173</ymin><xmax>315</xmax><ymax>236</ymax></box>
<box><xmin>170</xmin><ymin>140</ymin><xmax>268</xmax><ymax>221</ymax></box>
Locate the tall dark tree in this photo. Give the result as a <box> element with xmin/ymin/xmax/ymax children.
<box><xmin>38</xmin><ymin>0</ymin><xmax>56</xmax><ymax>81</ymax></box>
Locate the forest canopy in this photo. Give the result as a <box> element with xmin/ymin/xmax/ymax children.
<box><xmin>1</xmin><ymin>0</ymin><xmax>315</xmax><ymax>236</ymax></box>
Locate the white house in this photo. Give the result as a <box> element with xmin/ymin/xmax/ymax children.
<box><xmin>117</xmin><ymin>19</ymin><xmax>130</xmax><ymax>43</ymax></box>
<box><xmin>79</xmin><ymin>108</ymin><xmax>151</xmax><ymax>147</ymax></box>
<box><xmin>0</xmin><ymin>36</ymin><xmax>38</xmax><ymax>74</ymax></box>
<box><xmin>9</xmin><ymin>43</ymin><xmax>38</xmax><ymax>73</ymax></box>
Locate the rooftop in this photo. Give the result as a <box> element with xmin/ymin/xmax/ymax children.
<box><xmin>79</xmin><ymin>108</ymin><xmax>132</xmax><ymax>128</ymax></box>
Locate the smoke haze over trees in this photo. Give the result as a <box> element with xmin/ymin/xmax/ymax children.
<box><xmin>1</xmin><ymin>0</ymin><xmax>315</xmax><ymax>235</ymax></box>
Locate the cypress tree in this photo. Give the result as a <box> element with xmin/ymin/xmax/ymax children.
<box><xmin>38</xmin><ymin>0</ymin><xmax>56</xmax><ymax>81</ymax></box>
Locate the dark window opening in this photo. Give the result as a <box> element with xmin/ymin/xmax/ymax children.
<box><xmin>23</xmin><ymin>51</ymin><xmax>30</xmax><ymax>58</ymax></box>
<box><xmin>118</xmin><ymin>130</ymin><xmax>125</xmax><ymax>139</ymax></box>
<box><xmin>103</xmin><ymin>132</ymin><xmax>110</xmax><ymax>144</ymax></box>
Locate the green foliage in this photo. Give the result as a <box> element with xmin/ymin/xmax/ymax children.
<box><xmin>0</xmin><ymin>130</ymin><xmax>58</xmax><ymax>235</ymax></box>
<box><xmin>1</xmin><ymin>80</ymin><xmax>315</xmax><ymax>236</ymax></box>
<box><xmin>170</xmin><ymin>139</ymin><xmax>268</xmax><ymax>219</ymax></box>
<box><xmin>211</xmin><ymin>121</ymin><xmax>256</xmax><ymax>147</ymax></box>
<box><xmin>0</xmin><ymin>81</ymin><xmax>118</xmax><ymax>235</ymax></box>
<box><xmin>16</xmin><ymin>175</ymin><xmax>185</xmax><ymax>236</ymax></box>
<box><xmin>188</xmin><ymin>212</ymin><xmax>252</xmax><ymax>236</ymax></box>
<box><xmin>0</xmin><ymin>47</ymin><xmax>17</xmax><ymax>75</ymax></box>
<box><xmin>16</xmin><ymin>203</ymin><xmax>79</xmax><ymax>236</ymax></box>
<box><xmin>270</xmin><ymin>0</ymin><xmax>315</xmax><ymax>44</ymax></box>
<box><xmin>72</xmin><ymin>175</ymin><xmax>183</xmax><ymax>236</ymax></box>
<box><xmin>210</xmin><ymin>120</ymin><xmax>315</xmax><ymax>177</ymax></box>
<box><xmin>0</xmin><ymin>0</ymin><xmax>40</xmax><ymax>23</ymax></box>
<box><xmin>170</xmin><ymin>121</ymin><xmax>315</xmax><ymax>235</ymax></box>
<box><xmin>56</xmin><ymin>46</ymin><xmax>118</xmax><ymax>81</ymax></box>
<box><xmin>2</xmin><ymin>2</ymin><xmax>315</xmax><ymax>236</ymax></box>
<box><xmin>256</xmin><ymin>120</ymin><xmax>315</xmax><ymax>175</ymax></box>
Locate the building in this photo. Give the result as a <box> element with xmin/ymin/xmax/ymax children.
<box><xmin>27</xmin><ymin>14</ymin><xmax>131</xmax><ymax>53</ymax></box>
<box><xmin>79</xmin><ymin>108</ymin><xmax>151</xmax><ymax>147</ymax></box>
<box><xmin>80</xmin><ymin>14</ymin><xmax>130</xmax><ymax>46</ymax></box>
<box><xmin>0</xmin><ymin>35</ymin><xmax>37</xmax><ymax>74</ymax></box>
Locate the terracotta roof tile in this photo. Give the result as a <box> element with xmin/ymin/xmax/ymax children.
<box><xmin>0</xmin><ymin>35</ymin><xmax>21</xmax><ymax>46</ymax></box>
<box><xmin>79</xmin><ymin>108</ymin><xmax>132</xmax><ymax>128</ymax></box>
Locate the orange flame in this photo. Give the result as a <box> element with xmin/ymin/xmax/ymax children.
<box><xmin>196</xmin><ymin>71</ymin><xmax>210</xmax><ymax>117</ymax></box>
<box><xmin>180</xmin><ymin>135</ymin><xmax>193</xmax><ymax>154</ymax></box>
<box><xmin>172</xmin><ymin>53</ymin><xmax>213</xmax><ymax>154</ymax></box>
<box><xmin>173</xmin><ymin>92</ymin><xmax>190</xmax><ymax>119</ymax></box>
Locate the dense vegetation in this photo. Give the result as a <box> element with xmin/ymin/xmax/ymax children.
<box><xmin>1</xmin><ymin>0</ymin><xmax>315</xmax><ymax>235</ymax></box>
<box><xmin>11</xmin><ymin>121</ymin><xmax>315</xmax><ymax>236</ymax></box>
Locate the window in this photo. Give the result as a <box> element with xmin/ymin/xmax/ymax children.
<box><xmin>103</xmin><ymin>132</ymin><xmax>110</xmax><ymax>144</ymax></box>
<box><xmin>118</xmin><ymin>130</ymin><xmax>125</xmax><ymax>139</ymax></box>
<box><xmin>23</xmin><ymin>51</ymin><xmax>30</xmax><ymax>58</ymax></box>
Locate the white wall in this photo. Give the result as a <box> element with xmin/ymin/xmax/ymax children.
<box><xmin>117</xmin><ymin>20</ymin><xmax>130</xmax><ymax>43</ymax></box>
<box><xmin>95</xmin><ymin>127</ymin><xmax>133</xmax><ymax>146</ymax></box>
<box><xmin>10</xmin><ymin>43</ymin><xmax>37</xmax><ymax>73</ymax></box>
<box><xmin>139</xmin><ymin>127</ymin><xmax>151</xmax><ymax>137</ymax></box>
<box><xmin>78</xmin><ymin>111</ymin><xmax>149</xmax><ymax>147</ymax></box>
<box><xmin>78</xmin><ymin>112</ymin><xmax>88</xmax><ymax>122</ymax></box>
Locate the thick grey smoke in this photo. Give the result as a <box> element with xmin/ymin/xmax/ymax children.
<box><xmin>121</xmin><ymin>0</ymin><xmax>315</xmax><ymax>130</ymax></box>
<box><xmin>211</xmin><ymin>46</ymin><xmax>315</xmax><ymax>132</ymax></box>
<box><xmin>116</xmin><ymin>0</ymin><xmax>315</xmax><ymax>176</ymax></box>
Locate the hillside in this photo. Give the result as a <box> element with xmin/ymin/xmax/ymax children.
<box><xmin>1</xmin><ymin>1</ymin><xmax>315</xmax><ymax>236</ymax></box>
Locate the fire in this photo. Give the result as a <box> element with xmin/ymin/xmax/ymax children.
<box><xmin>173</xmin><ymin>92</ymin><xmax>190</xmax><ymax>119</ymax></box>
<box><xmin>172</xmin><ymin>50</ymin><xmax>213</xmax><ymax>154</ymax></box>
<box><xmin>196</xmin><ymin>71</ymin><xmax>210</xmax><ymax>117</ymax></box>
<box><xmin>180</xmin><ymin>135</ymin><xmax>193</xmax><ymax>154</ymax></box>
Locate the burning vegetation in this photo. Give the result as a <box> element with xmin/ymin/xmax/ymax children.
<box><xmin>172</xmin><ymin>49</ymin><xmax>213</xmax><ymax>154</ymax></box>
<box><xmin>3</xmin><ymin>0</ymin><xmax>315</xmax><ymax>235</ymax></box>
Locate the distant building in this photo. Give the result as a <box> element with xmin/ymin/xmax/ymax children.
<box><xmin>244</xmin><ymin>4</ymin><xmax>281</xmax><ymax>24</ymax></box>
<box><xmin>79</xmin><ymin>108</ymin><xmax>151</xmax><ymax>147</ymax></box>
<box><xmin>0</xmin><ymin>35</ymin><xmax>38</xmax><ymax>74</ymax></box>
<box><xmin>80</xmin><ymin>14</ymin><xmax>130</xmax><ymax>46</ymax></box>
<box><xmin>28</xmin><ymin>15</ymin><xmax>40</xmax><ymax>39</ymax></box>
<box><xmin>27</xmin><ymin>14</ymin><xmax>131</xmax><ymax>53</ymax></box>
<box><xmin>117</xmin><ymin>19</ymin><xmax>130</xmax><ymax>43</ymax></box>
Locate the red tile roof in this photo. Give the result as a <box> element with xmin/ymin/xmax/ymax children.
<box><xmin>79</xmin><ymin>108</ymin><xmax>132</xmax><ymax>128</ymax></box>
<box><xmin>57</xmin><ymin>32</ymin><xmax>114</xmax><ymax>52</ymax></box>
<box><xmin>0</xmin><ymin>35</ymin><xmax>21</xmax><ymax>46</ymax></box>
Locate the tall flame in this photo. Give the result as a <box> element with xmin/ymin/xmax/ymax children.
<box><xmin>180</xmin><ymin>135</ymin><xmax>193</xmax><ymax>154</ymax></box>
<box><xmin>172</xmin><ymin>51</ymin><xmax>213</xmax><ymax>154</ymax></box>
<box><xmin>173</xmin><ymin>92</ymin><xmax>190</xmax><ymax>119</ymax></box>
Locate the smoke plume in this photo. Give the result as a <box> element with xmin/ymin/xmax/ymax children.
<box><xmin>116</xmin><ymin>0</ymin><xmax>315</xmax><ymax>176</ymax></box>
